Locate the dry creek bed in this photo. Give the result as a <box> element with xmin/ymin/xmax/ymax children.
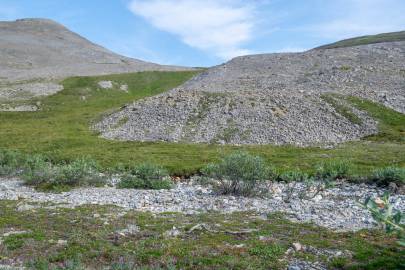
<box><xmin>1</xmin><ymin>177</ymin><xmax>404</xmax><ymax>232</ymax></box>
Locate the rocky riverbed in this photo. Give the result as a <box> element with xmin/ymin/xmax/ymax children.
<box><xmin>1</xmin><ymin>177</ymin><xmax>403</xmax><ymax>232</ymax></box>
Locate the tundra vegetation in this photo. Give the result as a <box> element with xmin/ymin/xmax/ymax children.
<box><xmin>0</xmin><ymin>72</ymin><xmax>404</xmax><ymax>176</ymax></box>
<box><xmin>0</xmin><ymin>71</ymin><xmax>404</xmax><ymax>269</ymax></box>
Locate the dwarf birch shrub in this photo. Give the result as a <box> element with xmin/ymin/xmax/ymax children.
<box><xmin>202</xmin><ymin>151</ymin><xmax>272</xmax><ymax>196</ymax></box>
<box><xmin>316</xmin><ymin>160</ymin><xmax>352</xmax><ymax>180</ymax></box>
<box><xmin>0</xmin><ymin>149</ymin><xmax>23</xmax><ymax>176</ymax></box>
<box><xmin>117</xmin><ymin>163</ymin><xmax>172</xmax><ymax>190</ymax></box>
<box><xmin>22</xmin><ymin>157</ymin><xmax>58</xmax><ymax>186</ymax></box>
<box><xmin>57</xmin><ymin>158</ymin><xmax>104</xmax><ymax>186</ymax></box>
<box><xmin>22</xmin><ymin>156</ymin><xmax>105</xmax><ymax>190</ymax></box>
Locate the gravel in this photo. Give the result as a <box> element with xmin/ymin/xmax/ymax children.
<box><xmin>1</xmin><ymin>177</ymin><xmax>403</xmax><ymax>232</ymax></box>
<box><xmin>97</xmin><ymin>41</ymin><xmax>405</xmax><ymax>145</ymax></box>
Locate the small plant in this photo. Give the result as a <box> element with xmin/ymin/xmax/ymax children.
<box><xmin>362</xmin><ymin>192</ymin><xmax>404</xmax><ymax>246</ymax></box>
<box><xmin>202</xmin><ymin>151</ymin><xmax>273</xmax><ymax>196</ymax></box>
<box><xmin>117</xmin><ymin>163</ymin><xmax>172</xmax><ymax>190</ymax></box>
<box><xmin>0</xmin><ymin>149</ymin><xmax>23</xmax><ymax>176</ymax></box>
<box><xmin>369</xmin><ymin>167</ymin><xmax>405</xmax><ymax>187</ymax></box>
<box><xmin>248</xmin><ymin>243</ymin><xmax>285</xmax><ymax>259</ymax></box>
<box><xmin>277</xmin><ymin>170</ymin><xmax>309</xmax><ymax>182</ymax></box>
<box><xmin>302</xmin><ymin>176</ymin><xmax>335</xmax><ymax>199</ymax></box>
<box><xmin>316</xmin><ymin>160</ymin><xmax>352</xmax><ymax>180</ymax></box>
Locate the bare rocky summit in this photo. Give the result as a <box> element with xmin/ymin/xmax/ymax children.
<box><xmin>97</xmin><ymin>39</ymin><xmax>405</xmax><ymax>145</ymax></box>
<box><xmin>0</xmin><ymin>18</ymin><xmax>190</xmax><ymax>103</ymax></box>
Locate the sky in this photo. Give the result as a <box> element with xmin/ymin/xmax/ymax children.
<box><xmin>1</xmin><ymin>0</ymin><xmax>404</xmax><ymax>67</ymax></box>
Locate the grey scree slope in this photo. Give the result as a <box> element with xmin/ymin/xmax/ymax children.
<box><xmin>97</xmin><ymin>41</ymin><xmax>405</xmax><ymax>146</ymax></box>
<box><xmin>0</xmin><ymin>18</ymin><xmax>190</xmax><ymax>101</ymax></box>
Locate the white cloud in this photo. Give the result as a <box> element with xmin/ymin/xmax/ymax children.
<box><xmin>129</xmin><ymin>0</ymin><xmax>256</xmax><ymax>59</ymax></box>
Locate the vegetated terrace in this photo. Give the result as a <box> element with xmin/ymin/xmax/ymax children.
<box><xmin>0</xmin><ymin>71</ymin><xmax>404</xmax><ymax>176</ymax></box>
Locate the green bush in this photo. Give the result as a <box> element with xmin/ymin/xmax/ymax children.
<box><xmin>316</xmin><ymin>160</ymin><xmax>352</xmax><ymax>180</ymax></box>
<box><xmin>277</xmin><ymin>170</ymin><xmax>309</xmax><ymax>182</ymax></box>
<box><xmin>117</xmin><ymin>163</ymin><xmax>172</xmax><ymax>190</ymax></box>
<box><xmin>0</xmin><ymin>149</ymin><xmax>23</xmax><ymax>176</ymax></box>
<box><xmin>202</xmin><ymin>151</ymin><xmax>272</xmax><ymax>196</ymax></box>
<box><xmin>22</xmin><ymin>157</ymin><xmax>105</xmax><ymax>190</ymax></box>
<box><xmin>369</xmin><ymin>167</ymin><xmax>405</xmax><ymax>187</ymax></box>
<box><xmin>58</xmin><ymin>158</ymin><xmax>103</xmax><ymax>187</ymax></box>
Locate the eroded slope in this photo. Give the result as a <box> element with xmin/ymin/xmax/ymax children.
<box><xmin>97</xmin><ymin>41</ymin><xmax>405</xmax><ymax>145</ymax></box>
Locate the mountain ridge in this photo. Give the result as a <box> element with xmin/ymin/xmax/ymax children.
<box><xmin>0</xmin><ymin>18</ymin><xmax>191</xmax><ymax>104</ymax></box>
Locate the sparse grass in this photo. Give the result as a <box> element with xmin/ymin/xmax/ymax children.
<box><xmin>316</xmin><ymin>160</ymin><xmax>352</xmax><ymax>180</ymax></box>
<box><xmin>321</xmin><ymin>94</ymin><xmax>362</xmax><ymax>125</ymax></box>
<box><xmin>0</xmin><ymin>71</ymin><xmax>404</xmax><ymax>177</ymax></box>
<box><xmin>368</xmin><ymin>167</ymin><xmax>405</xmax><ymax>187</ymax></box>
<box><xmin>348</xmin><ymin>96</ymin><xmax>405</xmax><ymax>143</ymax></box>
<box><xmin>277</xmin><ymin>170</ymin><xmax>309</xmax><ymax>182</ymax></box>
<box><xmin>0</xmin><ymin>201</ymin><xmax>403</xmax><ymax>269</ymax></box>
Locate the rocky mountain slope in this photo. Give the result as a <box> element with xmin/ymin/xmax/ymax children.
<box><xmin>0</xmin><ymin>18</ymin><xmax>189</xmax><ymax>103</ymax></box>
<box><xmin>315</xmin><ymin>30</ymin><xmax>405</xmax><ymax>49</ymax></box>
<box><xmin>97</xmin><ymin>38</ymin><xmax>405</xmax><ymax>146</ymax></box>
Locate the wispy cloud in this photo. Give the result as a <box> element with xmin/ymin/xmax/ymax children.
<box><xmin>128</xmin><ymin>0</ymin><xmax>257</xmax><ymax>60</ymax></box>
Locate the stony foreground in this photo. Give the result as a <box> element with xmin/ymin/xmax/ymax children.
<box><xmin>1</xmin><ymin>178</ymin><xmax>403</xmax><ymax>232</ymax></box>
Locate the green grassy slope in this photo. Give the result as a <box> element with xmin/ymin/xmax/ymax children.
<box><xmin>0</xmin><ymin>71</ymin><xmax>404</xmax><ymax>175</ymax></box>
<box><xmin>315</xmin><ymin>31</ymin><xmax>405</xmax><ymax>49</ymax></box>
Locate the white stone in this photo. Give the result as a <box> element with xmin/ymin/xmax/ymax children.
<box><xmin>98</xmin><ymin>81</ymin><xmax>113</xmax><ymax>89</ymax></box>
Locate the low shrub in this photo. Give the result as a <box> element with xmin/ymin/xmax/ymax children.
<box><xmin>277</xmin><ymin>170</ymin><xmax>309</xmax><ymax>182</ymax></box>
<box><xmin>58</xmin><ymin>158</ymin><xmax>104</xmax><ymax>187</ymax></box>
<box><xmin>0</xmin><ymin>149</ymin><xmax>23</xmax><ymax>176</ymax></box>
<box><xmin>369</xmin><ymin>167</ymin><xmax>405</xmax><ymax>187</ymax></box>
<box><xmin>22</xmin><ymin>157</ymin><xmax>105</xmax><ymax>191</ymax></box>
<box><xmin>316</xmin><ymin>160</ymin><xmax>352</xmax><ymax>180</ymax></box>
<box><xmin>117</xmin><ymin>163</ymin><xmax>172</xmax><ymax>190</ymax></box>
<box><xmin>202</xmin><ymin>151</ymin><xmax>272</xmax><ymax>196</ymax></box>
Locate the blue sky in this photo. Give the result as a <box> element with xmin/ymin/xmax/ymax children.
<box><xmin>1</xmin><ymin>0</ymin><xmax>405</xmax><ymax>67</ymax></box>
